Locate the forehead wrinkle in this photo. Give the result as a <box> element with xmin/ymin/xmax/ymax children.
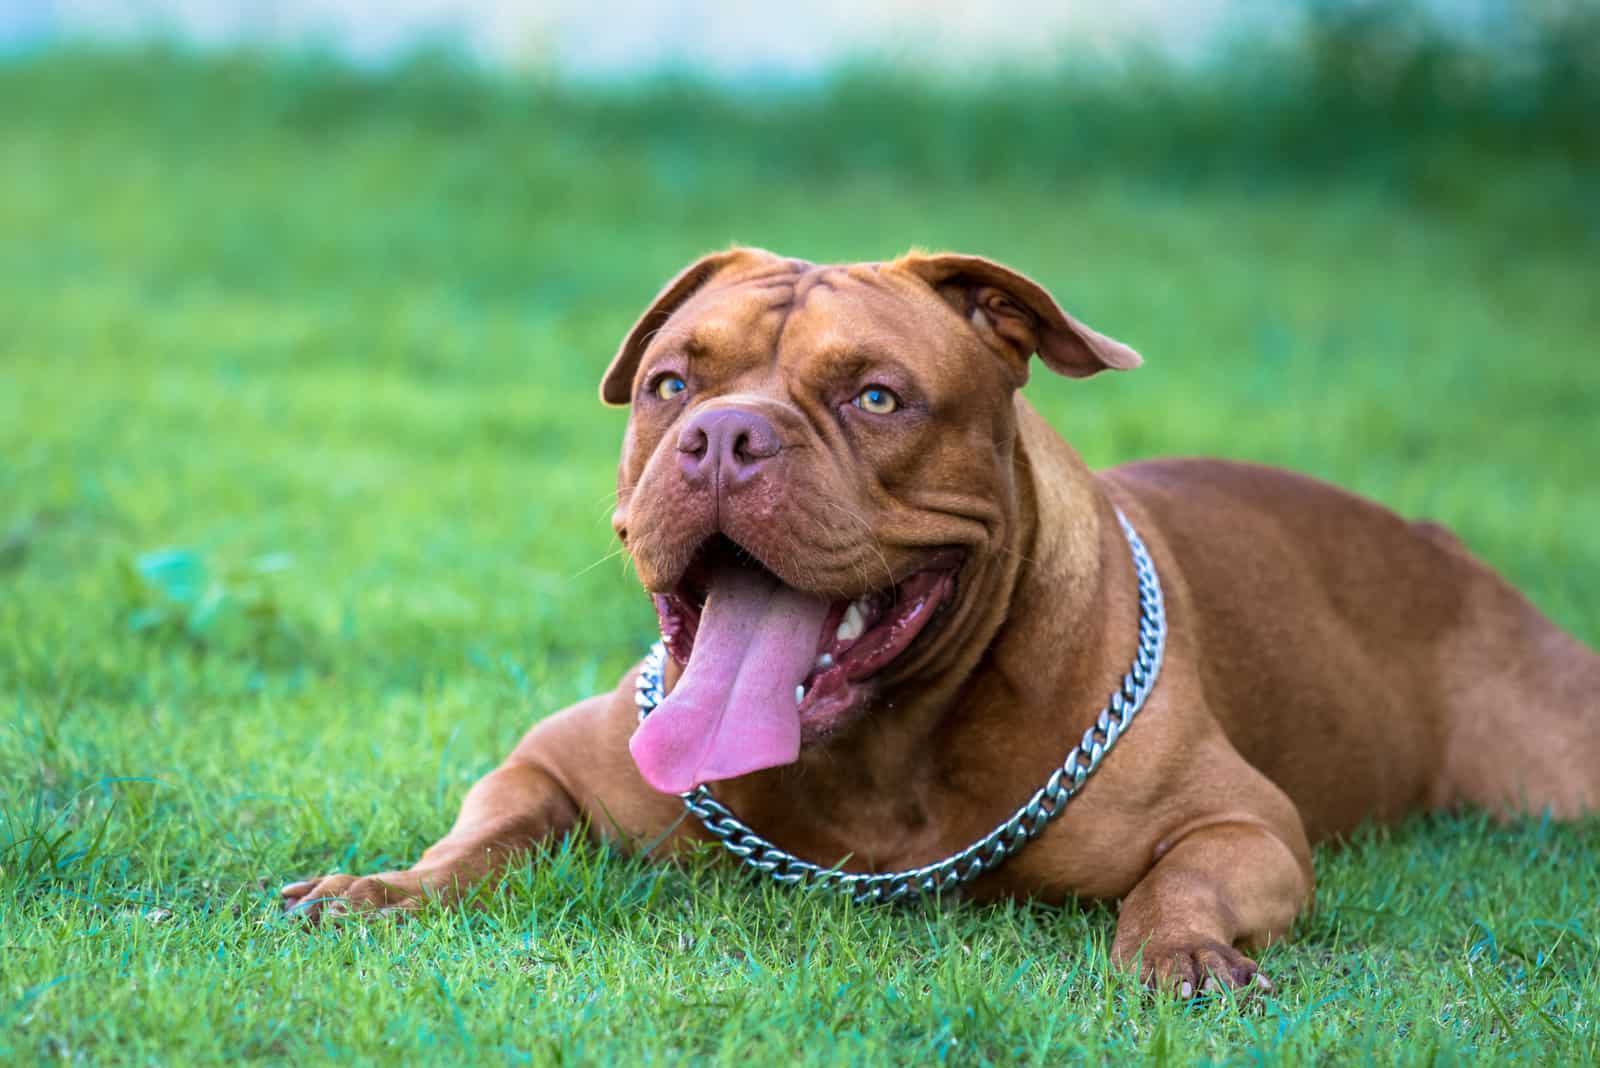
<box><xmin>713</xmin><ymin>262</ymin><xmax>832</xmax><ymax>354</ymax></box>
<box><xmin>674</xmin><ymin>273</ymin><xmax>791</xmax><ymax>337</ymax></box>
<box><xmin>767</xmin><ymin>268</ymin><xmax>834</xmax><ymax>361</ymax></box>
<box><xmin>660</xmin><ymin>280</ymin><xmax>796</xmax><ymax>391</ymax></box>
<box><xmin>779</xmin><ymin>265</ymin><xmax>931</xmax><ymax>351</ymax></box>
<box><xmin>737</xmin><ymin>263</ymin><xmax>810</xmax><ymax>288</ymax></box>
<box><xmin>774</xmin><ymin>266</ymin><xmax>852</xmax><ymax>350</ymax></box>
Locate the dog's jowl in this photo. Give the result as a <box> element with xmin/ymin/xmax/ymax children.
<box><xmin>283</xmin><ymin>248</ymin><xmax>1600</xmax><ymax>994</ymax></box>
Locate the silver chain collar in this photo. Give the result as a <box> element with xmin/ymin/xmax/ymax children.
<box><xmin>635</xmin><ymin>509</ymin><xmax>1166</xmax><ymax>904</ymax></box>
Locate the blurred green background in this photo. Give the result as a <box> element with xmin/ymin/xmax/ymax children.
<box><xmin>2</xmin><ymin>2</ymin><xmax>1597</xmax><ymax>1064</ymax></box>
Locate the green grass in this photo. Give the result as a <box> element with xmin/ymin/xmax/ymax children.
<box><xmin>2</xmin><ymin>40</ymin><xmax>1599</xmax><ymax>1066</ymax></box>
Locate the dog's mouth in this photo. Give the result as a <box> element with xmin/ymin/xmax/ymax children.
<box><xmin>629</xmin><ymin>535</ymin><xmax>960</xmax><ymax>795</ymax></box>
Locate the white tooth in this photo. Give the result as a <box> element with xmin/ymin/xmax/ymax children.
<box><xmin>795</xmin><ymin>684</ymin><xmax>806</xmax><ymax>705</ymax></box>
<box><xmin>816</xmin><ymin>653</ymin><xmax>834</xmax><ymax>670</ymax></box>
<box><xmin>836</xmin><ymin>602</ymin><xmax>865</xmax><ymax>643</ymax></box>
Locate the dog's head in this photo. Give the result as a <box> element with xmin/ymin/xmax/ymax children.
<box><xmin>606</xmin><ymin>248</ymin><xmax>1139</xmax><ymax>794</ymax></box>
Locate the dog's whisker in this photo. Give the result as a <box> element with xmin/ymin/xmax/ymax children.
<box><xmin>566</xmin><ymin>543</ymin><xmax>632</xmax><ymax>581</ymax></box>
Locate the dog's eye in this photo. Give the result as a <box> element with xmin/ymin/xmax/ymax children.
<box><xmin>852</xmin><ymin>386</ymin><xmax>900</xmax><ymax>415</ymax></box>
<box><xmin>652</xmin><ymin>375</ymin><xmax>688</xmax><ymax>401</ymax></box>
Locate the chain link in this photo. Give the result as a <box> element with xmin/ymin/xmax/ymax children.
<box><xmin>635</xmin><ymin>509</ymin><xmax>1166</xmax><ymax>904</ymax></box>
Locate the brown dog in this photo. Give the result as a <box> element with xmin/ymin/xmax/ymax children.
<box><xmin>283</xmin><ymin>248</ymin><xmax>1600</xmax><ymax>993</ymax></box>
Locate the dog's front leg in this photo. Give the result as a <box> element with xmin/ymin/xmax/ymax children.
<box><xmin>281</xmin><ymin>759</ymin><xmax>582</xmax><ymax>919</ymax></box>
<box><xmin>1110</xmin><ymin>813</ymin><xmax>1313</xmax><ymax>996</ymax></box>
<box><xmin>278</xmin><ymin>692</ymin><xmax>643</xmax><ymax>919</ymax></box>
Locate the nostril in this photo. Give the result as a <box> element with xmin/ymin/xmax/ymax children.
<box><xmin>677</xmin><ymin>427</ymin><xmax>708</xmax><ymax>457</ymax></box>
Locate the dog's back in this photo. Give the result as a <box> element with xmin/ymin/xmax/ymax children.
<box><xmin>1106</xmin><ymin>458</ymin><xmax>1600</xmax><ymax>839</ymax></box>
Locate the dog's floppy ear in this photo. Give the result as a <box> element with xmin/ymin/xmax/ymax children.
<box><xmin>896</xmin><ymin>252</ymin><xmax>1141</xmax><ymax>380</ymax></box>
<box><xmin>600</xmin><ymin>249</ymin><xmax>752</xmax><ymax>406</ymax></box>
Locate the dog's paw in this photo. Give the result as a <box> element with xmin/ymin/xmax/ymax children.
<box><xmin>279</xmin><ymin>869</ymin><xmax>431</xmax><ymax>921</ymax></box>
<box><xmin>1125</xmin><ymin>935</ymin><xmax>1273</xmax><ymax>999</ymax></box>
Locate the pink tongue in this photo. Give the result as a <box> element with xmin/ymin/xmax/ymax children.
<box><xmin>629</xmin><ymin>564</ymin><xmax>830</xmax><ymax>794</ymax></box>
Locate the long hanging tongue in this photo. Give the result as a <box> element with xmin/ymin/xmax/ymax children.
<box><xmin>629</xmin><ymin>562</ymin><xmax>830</xmax><ymax>795</ymax></box>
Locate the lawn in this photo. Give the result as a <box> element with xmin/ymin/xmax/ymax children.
<box><xmin>2</xmin><ymin>39</ymin><xmax>1598</xmax><ymax>1066</ymax></box>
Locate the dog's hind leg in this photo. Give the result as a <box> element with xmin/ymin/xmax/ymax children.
<box><xmin>1430</xmin><ymin>559</ymin><xmax>1600</xmax><ymax>820</ymax></box>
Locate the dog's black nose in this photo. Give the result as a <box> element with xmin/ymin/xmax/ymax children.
<box><xmin>677</xmin><ymin>406</ymin><xmax>781</xmax><ymax>488</ymax></box>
